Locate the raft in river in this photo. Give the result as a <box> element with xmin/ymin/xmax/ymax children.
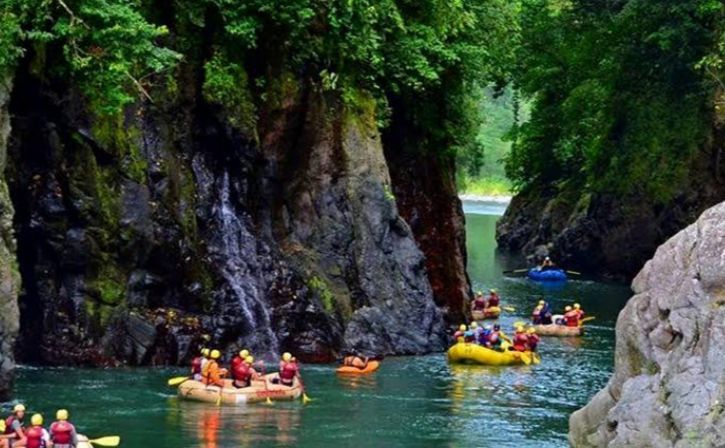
<box><xmin>533</xmin><ymin>324</ymin><xmax>583</xmax><ymax>337</ymax></box>
<box><xmin>471</xmin><ymin>306</ymin><xmax>501</xmax><ymax>320</ymax></box>
<box><xmin>447</xmin><ymin>342</ymin><xmax>539</xmax><ymax>366</ymax></box>
<box><xmin>178</xmin><ymin>374</ymin><xmax>302</xmax><ymax>405</ymax></box>
<box><xmin>527</xmin><ymin>268</ymin><xmax>567</xmax><ymax>282</ymax></box>
<box><xmin>336</xmin><ymin>360</ymin><xmax>380</xmax><ymax>374</ymax></box>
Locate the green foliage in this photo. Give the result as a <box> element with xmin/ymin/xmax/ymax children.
<box><xmin>507</xmin><ymin>0</ymin><xmax>723</xmax><ymax>200</ymax></box>
<box><xmin>308</xmin><ymin>276</ymin><xmax>335</xmax><ymax>314</ymax></box>
<box><xmin>203</xmin><ymin>52</ymin><xmax>257</xmax><ymax>135</ymax></box>
<box><xmin>3</xmin><ymin>0</ymin><xmax>180</xmax><ymax>114</ymax></box>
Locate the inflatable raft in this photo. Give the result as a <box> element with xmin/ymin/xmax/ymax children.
<box><xmin>471</xmin><ymin>306</ymin><xmax>501</xmax><ymax>321</ymax></box>
<box><xmin>534</xmin><ymin>324</ymin><xmax>583</xmax><ymax>337</ymax></box>
<box><xmin>528</xmin><ymin>268</ymin><xmax>567</xmax><ymax>282</ymax></box>
<box><xmin>178</xmin><ymin>374</ymin><xmax>302</xmax><ymax>405</ymax></box>
<box><xmin>336</xmin><ymin>360</ymin><xmax>380</xmax><ymax>374</ymax></box>
<box><xmin>447</xmin><ymin>342</ymin><xmax>539</xmax><ymax>366</ymax></box>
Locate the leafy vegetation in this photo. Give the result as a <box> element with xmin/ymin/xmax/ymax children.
<box><xmin>506</xmin><ymin>0</ymin><xmax>724</xmax><ymax>200</ymax></box>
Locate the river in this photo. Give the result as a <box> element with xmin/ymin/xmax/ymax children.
<box><xmin>8</xmin><ymin>201</ymin><xmax>631</xmax><ymax>447</ymax></box>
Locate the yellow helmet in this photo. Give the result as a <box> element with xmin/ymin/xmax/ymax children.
<box><xmin>515</xmin><ymin>325</ymin><xmax>524</xmax><ymax>333</ymax></box>
<box><xmin>538</xmin><ymin>300</ymin><xmax>545</xmax><ymax>305</ymax></box>
<box><xmin>31</xmin><ymin>414</ymin><xmax>43</xmax><ymax>426</ymax></box>
<box><xmin>565</xmin><ymin>306</ymin><xmax>572</xmax><ymax>312</ymax></box>
<box><xmin>476</xmin><ymin>291</ymin><xmax>483</xmax><ymax>296</ymax></box>
<box><xmin>201</xmin><ymin>348</ymin><xmax>210</xmax><ymax>357</ymax></box>
<box><xmin>459</xmin><ymin>324</ymin><xmax>467</xmax><ymax>331</ymax></box>
<box><xmin>239</xmin><ymin>349</ymin><xmax>250</xmax><ymax>359</ymax></box>
<box><xmin>470</xmin><ymin>322</ymin><xmax>478</xmax><ymax>329</ymax></box>
<box><xmin>527</xmin><ymin>327</ymin><xmax>537</xmax><ymax>334</ymax></box>
<box><xmin>210</xmin><ymin>349</ymin><xmax>221</xmax><ymax>360</ymax></box>
<box><xmin>490</xmin><ymin>289</ymin><xmax>497</xmax><ymax>294</ymax></box>
<box><xmin>282</xmin><ymin>352</ymin><xmax>292</xmax><ymax>362</ymax></box>
<box><xmin>245</xmin><ymin>356</ymin><xmax>254</xmax><ymax>364</ymax></box>
<box><xmin>535</xmin><ymin>305</ymin><xmax>543</xmax><ymax>310</ymax></box>
<box><xmin>574</xmin><ymin>303</ymin><xmax>581</xmax><ymax>309</ymax></box>
<box><xmin>56</xmin><ymin>409</ymin><xmax>69</xmax><ymax>421</ymax></box>
<box><xmin>13</xmin><ymin>404</ymin><xmax>25</xmax><ymax>413</ymax></box>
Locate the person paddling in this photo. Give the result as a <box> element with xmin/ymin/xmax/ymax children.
<box><xmin>471</xmin><ymin>291</ymin><xmax>487</xmax><ymax>311</ymax></box>
<box><xmin>487</xmin><ymin>289</ymin><xmax>500</xmax><ymax>308</ymax></box>
<box><xmin>564</xmin><ymin>306</ymin><xmax>580</xmax><ymax>327</ymax></box>
<box><xmin>1</xmin><ymin>404</ymin><xmax>27</xmax><ymax>448</ymax></box>
<box><xmin>191</xmin><ymin>348</ymin><xmax>207</xmax><ymax>381</ymax></box>
<box><xmin>24</xmin><ymin>414</ymin><xmax>49</xmax><ymax>448</ymax></box>
<box><xmin>511</xmin><ymin>325</ymin><xmax>529</xmax><ymax>352</ymax></box>
<box><xmin>49</xmin><ymin>409</ymin><xmax>78</xmax><ymax>448</ymax></box>
<box><xmin>232</xmin><ymin>355</ymin><xmax>259</xmax><ymax>388</ymax></box>
<box><xmin>540</xmin><ymin>256</ymin><xmax>556</xmax><ymax>271</ymax></box>
<box><xmin>278</xmin><ymin>353</ymin><xmax>300</xmax><ymax>387</ymax></box>
<box><xmin>453</xmin><ymin>324</ymin><xmax>466</xmax><ymax>342</ymax></box>
<box><xmin>202</xmin><ymin>349</ymin><xmax>226</xmax><ymax>387</ymax></box>
<box><xmin>531</xmin><ymin>305</ymin><xmax>544</xmax><ymax>324</ymax></box>
<box><xmin>342</xmin><ymin>350</ymin><xmax>370</xmax><ymax>370</ymax></box>
<box><xmin>526</xmin><ymin>328</ymin><xmax>540</xmax><ymax>352</ymax></box>
<box><xmin>573</xmin><ymin>303</ymin><xmax>585</xmax><ymax>322</ymax></box>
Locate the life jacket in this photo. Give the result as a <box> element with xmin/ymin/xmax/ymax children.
<box><xmin>279</xmin><ymin>361</ymin><xmax>298</xmax><ymax>384</ymax></box>
<box><xmin>50</xmin><ymin>421</ymin><xmax>74</xmax><ymax>445</ymax></box>
<box><xmin>489</xmin><ymin>331</ymin><xmax>501</xmax><ymax>346</ymax></box>
<box><xmin>513</xmin><ymin>333</ymin><xmax>529</xmax><ymax>352</ymax></box>
<box><xmin>488</xmin><ymin>294</ymin><xmax>500</xmax><ymax>307</ymax></box>
<box><xmin>202</xmin><ymin>360</ymin><xmax>223</xmax><ymax>386</ymax></box>
<box><xmin>576</xmin><ymin>309</ymin><xmax>585</xmax><ymax>320</ymax></box>
<box><xmin>26</xmin><ymin>426</ymin><xmax>45</xmax><ymax>448</ymax></box>
<box><xmin>472</xmin><ymin>298</ymin><xmax>486</xmax><ymax>310</ymax></box>
<box><xmin>528</xmin><ymin>334</ymin><xmax>540</xmax><ymax>351</ymax></box>
<box><xmin>191</xmin><ymin>357</ymin><xmax>203</xmax><ymax>375</ymax></box>
<box><xmin>232</xmin><ymin>362</ymin><xmax>252</xmax><ymax>383</ymax></box>
<box><xmin>564</xmin><ymin>310</ymin><xmax>579</xmax><ymax>327</ymax></box>
<box><xmin>453</xmin><ymin>330</ymin><xmax>464</xmax><ymax>341</ymax></box>
<box><xmin>4</xmin><ymin>416</ymin><xmax>20</xmax><ymax>435</ymax></box>
<box><xmin>463</xmin><ymin>330</ymin><xmax>475</xmax><ymax>343</ymax></box>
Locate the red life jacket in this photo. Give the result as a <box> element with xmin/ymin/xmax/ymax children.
<box><xmin>26</xmin><ymin>426</ymin><xmax>45</xmax><ymax>448</ymax></box>
<box><xmin>50</xmin><ymin>421</ymin><xmax>74</xmax><ymax>444</ymax></box>
<box><xmin>4</xmin><ymin>416</ymin><xmax>20</xmax><ymax>435</ymax></box>
<box><xmin>191</xmin><ymin>357</ymin><xmax>203</xmax><ymax>375</ymax></box>
<box><xmin>513</xmin><ymin>333</ymin><xmax>529</xmax><ymax>351</ymax></box>
<box><xmin>564</xmin><ymin>311</ymin><xmax>579</xmax><ymax>327</ymax></box>
<box><xmin>472</xmin><ymin>298</ymin><xmax>486</xmax><ymax>310</ymax></box>
<box><xmin>232</xmin><ymin>362</ymin><xmax>252</xmax><ymax>382</ymax></box>
<box><xmin>488</xmin><ymin>294</ymin><xmax>500</xmax><ymax>307</ymax></box>
<box><xmin>279</xmin><ymin>361</ymin><xmax>298</xmax><ymax>382</ymax></box>
<box><xmin>528</xmin><ymin>334</ymin><xmax>540</xmax><ymax>351</ymax></box>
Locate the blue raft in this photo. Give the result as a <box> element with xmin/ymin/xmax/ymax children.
<box><xmin>528</xmin><ymin>268</ymin><xmax>568</xmax><ymax>282</ymax></box>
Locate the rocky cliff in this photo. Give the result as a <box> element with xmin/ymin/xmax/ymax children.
<box><xmin>496</xmin><ymin>154</ymin><xmax>725</xmax><ymax>280</ymax></box>
<box><xmin>2</xmin><ymin>34</ymin><xmax>458</xmax><ymax>372</ymax></box>
<box><xmin>569</xmin><ymin>201</ymin><xmax>725</xmax><ymax>447</ymax></box>
<box><xmin>0</xmin><ymin>77</ymin><xmax>20</xmax><ymax>400</ymax></box>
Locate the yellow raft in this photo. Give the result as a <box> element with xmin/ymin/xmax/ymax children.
<box><xmin>447</xmin><ymin>342</ymin><xmax>539</xmax><ymax>366</ymax></box>
<box><xmin>471</xmin><ymin>306</ymin><xmax>501</xmax><ymax>321</ymax></box>
<box><xmin>178</xmin><ymin>374</ymin><xmax>303</xmax><ymax>405</ymax></box>
<box><xmin>534</xmin><ymin>324</ymin><xmax>583</xmax><ymax>337</ymax></box>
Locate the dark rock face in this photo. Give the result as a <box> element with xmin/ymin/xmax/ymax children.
<box><xmin>497</xmin><ymin>160</ymin><xmax>725</xmax><ymax>280</ymax></box>
<box><xmin>382</xmin><ymin>104</ymin><xmax>472</xmax><ymax>324</ymax></box>
<box><xmin>569</xmin><ymin>201</ymin><xmax>725</xmax><ymax>447</ymax></box>
<box><xmin>0</xmin><ymin>77</ymin><xmax>20</xmax><ymax>400</ymax></box>
<box><xmin>5</xmin><ymin>55</ymin><xmax>448</xmax><ymax>370</ymax></box>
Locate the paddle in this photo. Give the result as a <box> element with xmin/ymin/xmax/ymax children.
<box><xmin>579</xmin><ymin>316</ymin><xmax>596</xmax><ymax>327</ymax></box>
<box><xmin>520</xmin><ymin>352</ymin><xmax>532</xmax><ymax>366</ymax></box>
<box><xmin>566</xmin><ymin>270</ymin><xmax>582</xmax><ymax>276</ymax></box>
<box><xmin>298</xmin><ymin>377</ymin><xmax>313</xmax><ymax>404</ymax></box>
<box><xmin>502</xmin><ymin>306</ymin><xmax>516</xmax><ymax>312</ymax></box>
<box><xmin>167</xmin><ymin>376</ymin><xmax>190</xmax><ymax>387</ymax></box>
<box><xmin>88</xmin><ymin>436</ymin><xmax>121</xmax><ymax>447</ymax></box>
<box><xmin>503</xmin><ymin>268</ymin><xmax>529</xmax><ymax>275</ymax></box>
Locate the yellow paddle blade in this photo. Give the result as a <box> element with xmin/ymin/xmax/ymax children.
<box><xmin>302</xmin><ymin>393</ymin><xmax>312</xmax><ymax>404</ymax></box>
<box><xmin>89</xmin><ymin>436</ymin><xmax>121</xmax><ymax>447</ymax></box>
<box><xmin>265</xmin><ymin>397</ymin><xmax>274</xmax><ymax>405</ymax></box>
<box><xmin>503</xmin><ymin>306</ymin><xmax>516</xmax><ymax>312</ymax></box>
<box><xmin>533</xmin><ymin>353</ymin><xmax>541</xmax><ymax>365</ymax></box>
<box><xmin>581</xmin><ymin>316</ymin><xmax>596</xmax><ymax>323</ymax></box>
<box><xmin>167</xmin><ymin>376</ymin><xmax>189</xmax><ymax>387</ymax></box>
<box><xmin>520</xmin><ymin>352</ymin><xmax>531</xmax><ymax>366</ymax></box>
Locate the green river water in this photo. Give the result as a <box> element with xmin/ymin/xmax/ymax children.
<box><xmin>8</xmin><ymin>202</ymin><xmax>631</xmax><ymax>447</ymax></box>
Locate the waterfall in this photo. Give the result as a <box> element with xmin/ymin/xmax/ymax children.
<box><xmin>205</xmin><ymin>166</ymin><xmax>279</xmax><ymax>357</ymax></box>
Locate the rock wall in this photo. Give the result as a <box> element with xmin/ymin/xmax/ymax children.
<box><xmin>496</xmin><ymin>157</ymin><xmax>725</xmax><ymax>280</ymax></box>
<box><xmin>0</xmin><ymin>77</ymin><xmax>19</xmax><ymax>399</ymax></box>
<box><xmin>569</xmin><ymin>201</ymin><xmax>725</xmax><ymax>447</ymax></box>
<box><xmin>4</xmin><ymin>49</ymin><xmax>448</xmax><ymax>369</ymax></box>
